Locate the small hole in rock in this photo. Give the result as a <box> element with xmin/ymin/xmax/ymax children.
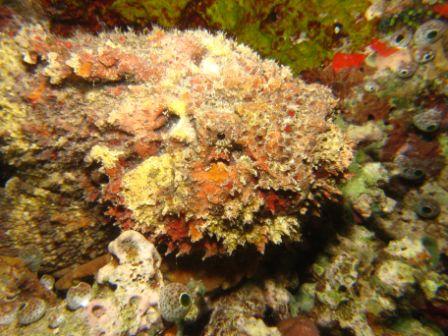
<box><xmin>426</xmin><ymin>30</ymin><xmax>438</xmax><ymax>40</ymax></box>
<box><xmin>395</xmin><ymin>34</ymin><xmax>404</xmax><ymax>43</ymax></box>
<box><xmin>414</xmin><ymin>170</ymin><xmax>423</xmax><ymax>177</ymax></box>
<box><xmin>91</xmin><ymin>305</ymin><xmax>106</xmax><ymax>318</ymax></box>
<box><xmin>0</xmin><ymin>156</ymin><xmax>14</xmax><ymax>188</ymax></box>
<box><xmin>422</xmin><ymin>206</ymin><xmax>432</xmax><ymax>214</ymax></box>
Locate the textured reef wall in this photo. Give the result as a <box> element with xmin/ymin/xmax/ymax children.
<box><xmin>294</xmin><ymin>2</ymin><xmax>448</xmax><ymax>335</ymax></box>
<box><xmin>0</xmin><ymin>230</ymin><xmax>295</xmax><ymax>336</ymax></box>
<box><xmin>1</xmin><ymin>1</ymin><xmax>448</xmax><ymax>336</ymax></box>
<box><xmin>1</xmin><ymin>231</ymin><xmax>166</xmax><ymax>335</ymax></box>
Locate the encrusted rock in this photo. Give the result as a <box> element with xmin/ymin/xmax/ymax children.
<box><xmin>158</xmin><ymin>282</ymin><xmax>192</xmax><ymax>323</ymax></box>
<box><xmin>66</xmin><ymin>282</ymin><xmax>92</xmax><ymax>311</ymax></box>
<box><xmin>204</xmin><ymin>280</ymin><xmax>291</xmax><ymax>336</ymax></box>
<box><xmin>1</xmin><ymin>230</ymin><xmax>166</xmax><ymax>336</ymax></box>
<box><xmin>300</xmin><ymin>226</ymin><xmax>448</xmax><ymax>336</ymax></box>
<box><xmin>17</xmin><ymin>297</ymin><xmax>47</xmax><ymax>326</ymax></box>
<box><xmin>94</xmin><ymin>230</ymin><xmax>164</xmax><ymax>335</ymax></box>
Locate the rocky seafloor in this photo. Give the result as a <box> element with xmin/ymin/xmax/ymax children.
<box><xmin>0</xmin><ymin>1</ymin><xmax>447</xmax><ymax>335</ymax></box>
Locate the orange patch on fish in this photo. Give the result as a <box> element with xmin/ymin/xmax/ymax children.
<box><xmin>27</xmin><ymin>78</ymin><xmax>46</xmax><ymax>103</ymax></box>
<box><xmin>191</xmin><ymin>162</ymin><xmax>232</xmax><ymax>208</ymax></box>
<box><xmin>193</xmin><ymin>162</ymin><xmax>230</xmax><ymax>184</ymax></box>
<box><xmin>77</xmin><ymin>61</ymin><xmax>93</xmax><ymax>78</ymax></box>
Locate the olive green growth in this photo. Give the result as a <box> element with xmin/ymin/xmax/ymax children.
<box><xmin>108</xmin><ymin>0</ymin><xmax>375</xmax><ymax>73</ymax></box>
<box><xmin>201</xmin><ymin>0</ymin><xmax>374</xmax><ymax>73</ymax></box>
<box><xmin>111</xmin><ymin>0</ymin><xmax>190</xmax><ymax>27</ymax></box>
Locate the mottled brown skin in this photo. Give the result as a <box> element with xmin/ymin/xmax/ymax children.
<box><xmin>0</xmin><ymin>177</ymin><xmax>114</xmax><ymax>273</ymax></box>
<box><xmin>0</xmin><ymin>6</ymin><xmax>352</xmax><ymax>261</ymax></box>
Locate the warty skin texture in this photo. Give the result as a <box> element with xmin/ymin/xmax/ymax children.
<box><xmin>0</xmin><ymin>11</ymin><xmax>352</xmax><ymax>258</ymax></box>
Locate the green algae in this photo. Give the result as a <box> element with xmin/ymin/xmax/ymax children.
<box><xmin>290</xmin><ymin>283</ymin><xmax>316</xmax><ymax>315</ymax></box>
<box><xmin>111</xmin><ymin>0</ymin><xmax>190</xmax><ymax>27</ymax></box>
<box><xmin>439</xmin><ymin>134</ymin><xmax>448</xmax><ymax>158</ymax></box>
<box><xmin>342</xmin><ymin>162</ymin><xmax>388</xmax><ymax>201</ymax></box>
<box><xmin>107</xmin><ymin>0</ymin><xmax>374</xmax><ymax>73</ymax></box>
<box><xmin>202</xmin><ymin>0</ymin><xmax>374</xmax><ymax>73</ymax></box>
<box><xmin>378</xmin><ymin>5</ymin><xmax>440</xmax><ymax>32</ymax></box>
<box><xmin>391</xmin><ymin>317</ymin><xmax>444</xmax><ymax>336</ymax></box>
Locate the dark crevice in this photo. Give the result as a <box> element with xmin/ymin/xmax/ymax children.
<box><xmin>0</xmin><ymin>154</ymin><xmax>15</xmax><ymax>187</ymax></box>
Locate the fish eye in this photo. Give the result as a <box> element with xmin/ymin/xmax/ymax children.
<box><xmin>413</xmin><ymin>169</ymin><xmax>424</xmax><ymax>178</ymax></box>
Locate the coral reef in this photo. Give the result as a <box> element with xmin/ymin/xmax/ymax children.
<box><xmin>0</xmin><ymin>239</ymin><xmax>295</xmax><ymax>335</ymax></box>
<box><xmin>92</xmin><ymin>230</ymin><xmax>164</xmax><ymax>335</ymax></box>
<box><xmin>17</xmin><ymin>297</ymin><xmax>47</xmax><ymax>326</ymax></box>
<box><xmin>331</xmin><ymin>12</ymin><xmax>448</xmax><ymax>255</ymax></box>
<box><xmin>66</xmin><ymin>282</ymin><xmax>92</xmax><ymax>310</ymax></box>
<box><xmin>54</xmin><ymin>254</ymin><xmax>112</xmax><ymax>290</ymax></box>
<box><xmin>295</xmin><ymin>226</ymin><xmax>447</xmax><ymax>336</ymax></box>
<box><xmin>294</xmin><ymin>4</ymin><xmax>448</xmax><ymax>333</ymax></box>
<box><xmin>158</xmin><ymin>282</ymin><xmax>192</xmax><ymax>323</ymax></box>
<box><xmin>204</xmin><ymin>280</ymin><xmax>291</xmax><ymax>336</ymax></box>
<box><xmin>0</xmin><ymin>230</ymin><xmax>168</xmax><ymax>335</ymax></box>
<box><xmin>0</xmin><ymin>177</ymin><xmax>113</xmax><ymax>272</ymax></box>
<box><xmin>377</xmin><ymin>180</ymin><xmax>448</xmax><ymax>254</ymax></box>
<box><xmin>0</xmin><ymin>1</ymin><xmax>447</xmax><ymax>336</ymax></box>
<box><xmin>0</xmin><ymin>256</ymin><xmax>56</xmax><ymax>304</ymax></box>
<box><xmin>277</xmin><ymin>316</ymin><xmax>320</xmax><ymax>336</ymax></box>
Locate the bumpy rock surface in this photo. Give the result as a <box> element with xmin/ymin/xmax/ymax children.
<box><xmin>296</xmin><ymin>226</ymin><xmax>448</xmax><ymax>336</ymax></box>
<box><xmin>1</xmin><ymin>2</ymin><xmax>448</xmax><ymax>336</ymax></box>
<box><xmin>204</xmin><ymin>280</ymin><xmax>291</xmax><ymax>336</ymax></box>
<box><xmin>0</xmin><ymin>10</ymin><xmax>352</xmax><ymax>259</ymax></box>
<box><xmin>0</xmin><ymin>230</ymin><xmax>166</xmax><ymax>336</ymax></box>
